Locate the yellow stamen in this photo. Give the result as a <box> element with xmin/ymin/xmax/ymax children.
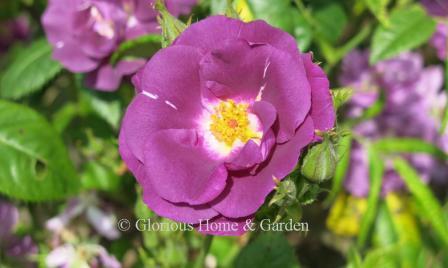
<box><xmin>209</xmin><ymin>100</ymin><xmax>260</xmax><ymax>147</ymax></box>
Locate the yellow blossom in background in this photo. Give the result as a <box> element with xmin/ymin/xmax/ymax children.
<box><xmin>234</xmin><ymin>0</ymin><xmax>254</xmax><ymax>22</ymax></box>
<box><xmin>326</xmin><ymin>193</ymin><xmax>367</xmax><ymax>237</ymax></box>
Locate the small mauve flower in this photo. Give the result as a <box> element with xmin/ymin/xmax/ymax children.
<box><xmin>41</xmin><ymin>0</ymin><xmax>197</xmax><ymax>91</ymax></box>
<box><xmin>119</xmin><ymin>15</ymin><xmax>335</xmax><ymax>235</ymax></box>
<box><xmin>0</xmin><ymin>200</ymin><xmax>38</xmax><ymax>267</ymax></box>
<box><xmin>340</xmin><ymin>50</ymin><xmax>448</xmax><ymax>197</ymax></box>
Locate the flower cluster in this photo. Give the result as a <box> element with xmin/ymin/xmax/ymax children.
<box><xmin>42</xmin><ymin>0</ymin><xmax>196</xmax><ymax>91</ymax></box>
<box><xmin>340</xmin><ymin>50</ymin><xmax>448</xmax><ymax>197</ymax></box>
<box><xmin>119</xmin><ymin>16</ymin><xmax>335</xmax><ymax>235</ymax></box>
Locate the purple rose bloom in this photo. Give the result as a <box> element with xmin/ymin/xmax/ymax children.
<box><xmin>119</xmin><ymin>16</ymin><xmax>335</xmax><ymax>235</ymax></box>
<box><xmin>340</xmin><ymin>50</ymin><xmax>448</xmax><ymax>197</ymax></box>
<box><xmin>42</xmin><ymin>0</ymin><xmax>197</xmax><ymax>91</ymax></box>
<box><xmin>0</xmin><ymin>200</ymin><xmax>38</xmax><ymax>267</ymax></box>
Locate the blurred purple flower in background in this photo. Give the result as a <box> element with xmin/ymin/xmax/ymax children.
<box><xmin>46</xmin><ymin>194</ymin><xmax>120</xmax><ymax>240</ymax></box>
<box><xmin>0</xmin><ymin>200</ymin><xmax>38</xmax><ymax>267</ymax></box>
<box><xmin>42</xmin><ymin>0</ymin><xmax>197</xmax><ymax>91</ymax></box>
<box><xmin>46</xmin><ymin>243</ymin><xmax>120</xmax><ymax>268</ymax></box>
<box><xmin>0</xmin><ymin>15</ymin><xmax>30</xmax><ymax>53</ymax></box>
<box><xmin>340</xmin><ymin>50</ymin><xmax>448</xmax><ymax>197</ymax></box>
<box><xmin>422</xmin><ymin>0</ymin><xmax>448</xmax><ymax>60</ymax></box>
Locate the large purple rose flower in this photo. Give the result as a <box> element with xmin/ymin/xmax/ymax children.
<box><xmin>42</xmin><ymin>0</ymin><xmax>196</xmax><ymax>91</ymax></box>
<box><xmin>119</xmin><ymin>16</ymin><xmax>335</xmax><ymax>235</ymax></box>
<box><xmin>340</xmin><ymin>50</ymin><xmax>448</xmax><ymax>197</ymax></box>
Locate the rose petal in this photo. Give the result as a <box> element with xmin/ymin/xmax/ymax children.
<box><xmin>144</xmin><ymin>129</ymin><xmax>228</xmax><ymax>205</ymax></box>
<box><xmin>302</xmin><ymin>53</ymin><xmax>335</xmax><ymax>133</ymax></box>
<box><xmin>211</xmin><ymin>117</ymin><xmax>314</xmax><ymax>218</ymax></box>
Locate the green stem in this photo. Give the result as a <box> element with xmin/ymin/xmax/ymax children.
<box><xmin>194</xmin><ymin>235</ymin><xmax>213</xmax><ymax>268</ymax></box>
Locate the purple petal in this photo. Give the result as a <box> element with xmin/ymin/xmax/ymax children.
<box><xmin>41</xmin><ymin>0</ymin><xmax>77</xmax><ymax>44</ymax></box>
<box><xmin>85</xmin><ymin>59</ymin><xmax>146</xmax><ymax>91</ymax></box>
<box><xmin>174</xmin><ymin>16</ymin><xmax>299</xmax><ymax>58</ymax></box>
<box><xmin>119</xmin><ymin>130</ymin><xmax>219</xmax><ymax>224</ymax></box>
<box><xmin>86</xmin><ymin>206</ymin><xmax>120</xmax><ymax>240</ymax></box>
<box><xmin>166</xmin><ymin>0</ymin><xmax>197</xmax><ymax>16</ymax></box>
<box><xmin>226</xmin><ymin>130</ymin><xmax>275</xmax><ymax>171</ymax></box>
<box><xmin>173</xmin><ymin>16</ymin><xmax>243</xmax><ymax>50</ymax></box>
<box><xmin>46</xmin><ymin>198</ymin><xmax>84</xmax><ymax>233</ymax></box>
<box><xmin>5</xmin><ymin>235</ymin><xmax>38</xmax><ymax>258</ymax></box>
<box><xmin>422</xmin><ymin>0</ymin><xmax>448</xmax><ymax>17</ymax></box>
<box><xmin>343</xmin><ymin>143</ymin><xmax>370</xmax><ymax>197</ymax></box>
<box><xmin>211</xmin><ymin>117</ymin><xmax>314</xmax><ymax>218</ymax></box>
<box><xmin>52</xmin><ymin>39</ymin><xmax>99</xmax><ymax>72</ymax></box>
<box><xmin>260</xmin><ymin>47</ymin><xmax>311</xmax><ymax>143</ymax></box>
<box><xmin>46</xmin><ymin>244</ymin><xmax>76</xmax><ymax>267</ymax></box>
<box><xmin>144</xmin><ymin>129</ymin><xmax>228</xmax><ymax>205</ymax></box>
<box><xmin>302</xmin><ymin>53</ymin><xmax>335</xmax><ymax>133</ymax></box>
<box><xmin>0</xmin><ymin>200</ymin><xmax>19</xmax><ymax>241</ymax></box>
<box><xmin>98</xmin><ymin>246</ymin><xmax>121</xmax><ymax>268</ymax></box>
<box><xmin>431</xmin><ymin>23</ymin><xmax>448</xmax><ymax>61</ymax></box>
<box><xmin>240</xmin><ymin>19</ymin><xmax>299</xmax><ymax>56</ymax></box>
<box><xmin>199</xmin><ymin>40</ymin><xmax>270</xmax><ymax>101</ymax></box>
<box><xmin>123</xmin><ymin>46</ymin><xmax>204</xmax><ymax>161</ymax></box>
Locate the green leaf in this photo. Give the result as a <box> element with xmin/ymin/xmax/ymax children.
<box><xmin>110</xmin><ymin>34</ymin><xmax>162</xmax><ymax>65</ymax></box>
<box><xmin>81</xmin><ymin>162</ymin><xmax>121</xmax><ymax>192</ymax></box>
<box><xmin>52</xmin><ymin>103</ymin><xmax>78</xmax><ymax>134</ymax></box>
<box><xmin>357</xmin><ymin>146</ymin><xmax>384</xmax><ymax>247</ymax></box>
<box><xmin>370</xmin><ymin>5</ymin><xmax>436</xmax><ymax>64</ymax></box>
<box><xmin>0</xmin><ymin>38</ymin><xmax>62</xmax><ymax>100</ymax></box>
<box><xmin>293</xmin><ymin>15</ymin><xmax>313</xmax><ymax>51</ymax></box>
<box><xmin>210</xmin><ymin>237</ymin><xmax>241</xmax><ymax>267</ymax></box>
<box><xmin>0</xmin><ymin>100</ymin><xmax>79</xmax><ymax>201</ymax></box>
<box><xmin>347</xmin><ymin>246</ymin><xmax>363</xmax><ymax>268</ymax></box>
<box><xmin>364</xmin><ymin>0</ymin><xmax>390</xmax><ymax>25</ymax></box>
<box><xmin>374</xmin><ymin>138</ymin><xmax>448</xmax><ymax>161</ymax></box>
<box><xmin>313</xmin><ymin>1</ymin><xmax>348</xmax><ymax>44</ymax></box>
<box><xmin>362</xmin><ymin>245</ymin><xmax>400</xmax><ymax>268</ymax></box>
<box><xmin>373</xmin><ymin>202</ymin><xmax>397</xmax><ymax>247</ymax></box>
<box><xmin>0</xmin><ymin>1</ymin><xmax>19</xmax><ymax>20</ymax></box>
<box><xmin>234</xmin><ymin>232</ymin><xmax>300</xmax><ymax>268</ymax></box>
<box><xmin>331</xmin><ymin>87</ymin><xmax>354</xmax><ymax>109</ymax></box>
<box><xmin>77</xmin><ymin>75</ymin><xmax>122</xmax><ymax>130</ymax></box>
<box><xmin>246</xmin><ymin>0</ymin><xmax>298</xmax><ymax>33</ymax></box>
<box><xmin>393</xmin><ymin>158</ymin><xmax>448</xmax><ymax>247</ymax></box>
